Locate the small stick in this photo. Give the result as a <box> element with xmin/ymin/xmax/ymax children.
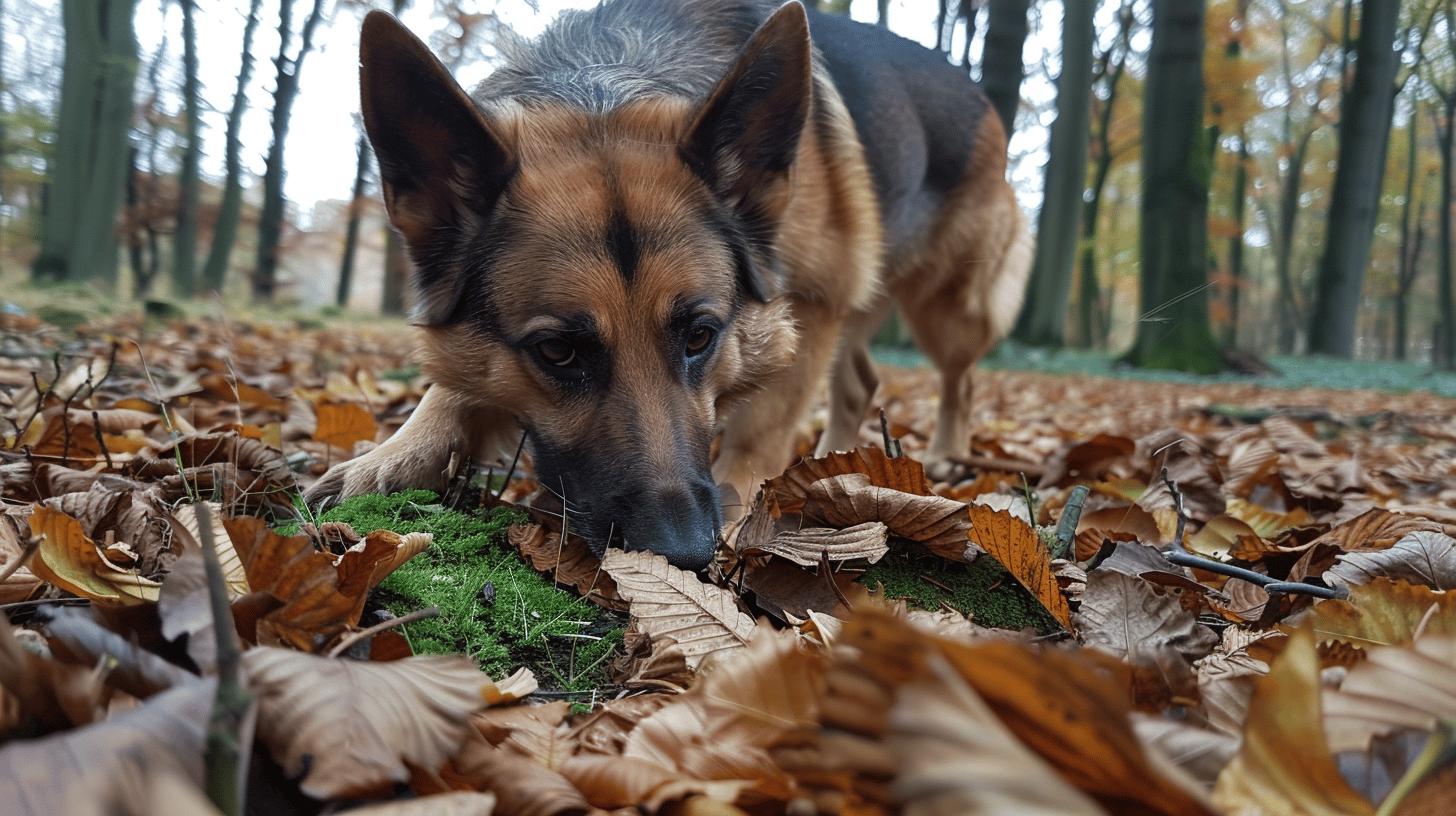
<box><xmin>1053</xmin><ymin>484</ymin><xmax>1089</xmax><ymax>560</ymax></box>
<box><xmin>1160</xmin><ymin>467</ymin><xmax>1189</xmax><ymax>553</ymax></box>
<box><xmin>195</xmin><ymin>503</ymin><xmax>251</xmax><ymax>816</ymax></box>
<box><xmin>0</xmin><ymin>534</ymin><xmax>40</xmax><ymax>586</ymax></box>
<box><xmin>497</xmin><ymin>430</ymin><xmax>528</xmax><ymax>500</ymax></box>
<box><xmin>878</xmin><ymin>408</ymin><xmax>901</xmax><ymax>459</ymax></box>
<box><xmin>91</xmin><ymin>410</ymin><xmax>113</xmax><ymax>470</ymax></box>
<box><xmin>326</xmin><ymin>607</ymin><xmax>439</xmax><ymax>658</ymax></box>
<box><xmin>820</xmin><ymin>549</ymin><xmax>853</xmax><ymax>612</ymax></box>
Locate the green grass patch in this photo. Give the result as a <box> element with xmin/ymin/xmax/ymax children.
<box><xmin>861</xmin><ymin>547</ymin><xmax>1059</xmax><ymax>633</ymax></box>
<box><xmin>318</xmin><ymin>490</ymin><xmax>623</xmax><ymax>692</ymax></box>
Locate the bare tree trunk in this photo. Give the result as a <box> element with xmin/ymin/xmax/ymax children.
<box><xmin>381</xmin><ymin>230</ymin><xmax>408</xmax><ymax>316</ymax></box>
<box><xmin>171</xmin><ymin>0</ymin><xmax>200</xmax><ymax>298</ymax></box>
<box><xmin>1226</xmin><ymin>129</ymin><xmax>1249</xmax><ymax>348</ymax></box>
<box><xmin>1014</xmin><ymin>0</ymin><xmax>1095</xmax><ymax>347</ymax></box>
<box><xmin>200</xmin><ymin>0</ymin><xmax>263</xmax><ymax>295</ymax></box>
<box><xmin>1309</xmin><ymin>0</ymin><xmax>1403</xmax><ymax>358</ymax></box>
<box><xmin>877</xmin><ymin>0</ymin><xmax>889</xmax><ymax>28</ymax></box>
<box><xmin>1274</xmin><ymin>134</ymin><xmax>1311</xmax><ymax>355</ymax></box>
<box><xmin>337</xmin><ymin>133</ymin><xmax>371</xmax><ymax>308</ymax></box>
<box><xmin>980</xmin><ymin>0</ymin><xmax>1030</xmax><ymax>137</ymax></box>
<box><xmin>1439</xmin><ymin>97</ymin><xmax>1456</xmax><ymax>369</ymax></box>
<box><xmin>1127</xmin><ymin>0</ymin><xmax>1223</xmax><ymax>373</ymax></box>
<box><xmin>935</xmin><ymin>0</ymin><xmax>949</xmax><ymax>52</ymax></box>
<box><xmin>253</xmin><ymin>0</ymin><xmax>326</xmax><ymax>302</ymax></box>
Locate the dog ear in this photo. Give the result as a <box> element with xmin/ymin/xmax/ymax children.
<box><xmin>681</xmin><ymin>2</ymin><xmax>812</xmax><ymax>288</ymax></box>
<box><xmin>359</xmin><ymin>11</ymin><xmax>513</xmax><ymax>325</ymax></box>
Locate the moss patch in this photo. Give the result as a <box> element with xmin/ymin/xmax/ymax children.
<box><xmin>861</xmin><ymin>547</ymin><xmax>1060</xmax><ymax>633</ymax></box>
<box><xmin>318</xmin><ymin>490</ymin><xmax>622</xmax><ymax>691</ymax></box>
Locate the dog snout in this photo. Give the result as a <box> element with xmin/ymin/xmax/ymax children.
<box><xmin>618</xmin><ymin>479</ymin><xmax>721</xmax><ymax>571</ymax></box>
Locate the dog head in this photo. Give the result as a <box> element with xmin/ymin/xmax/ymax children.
<box><xmin>358</xmin><ymin>4</ymin><xmax>811</xmax><ymax>569</ymax></box>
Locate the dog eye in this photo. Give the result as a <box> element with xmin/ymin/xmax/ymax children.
<box><xmin>685</xmin><ymin>326</ymin><xmax>716</xmax><ymax>356</ymax></box>
<box><xmin>536</xmin><ymin>338</ymin><xmax>578</xmax><ymax>367</ymax></box>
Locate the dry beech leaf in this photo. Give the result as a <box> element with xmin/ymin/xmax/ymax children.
<box><xmin>245</xmin><ymin>646</ymin><xmax>492</xmax><ymax>799</ymax></box>
<box><xmin>1323</xmin><ymin>635</ymin><xmax>1456</xmax><ymax>753</ymax></box>
<box><xmin>966</xmin><ymin>504</ymin><xmax>1072</xmax><ymax>630</ymax></box>
<box><xmin>335</xmin><ymin>527</ymin><xmax>433</xmax><ymax>597</ymax></box>
<box><xmin>1187</xmin><ymin>514</ymin><xmax>1264</xmax><ymax>562</ymax></box>
<box><xmin>224</xmin><ymin>517</ymin><xmax>365</xmax><ymax>651</ymax></box>
<box><xmin>1195</xmin><ymin>628</ymin><xmax>1282</xmax><ymax>737</ymax></box>
<box><xmin>156</xmin><ymin>546</ymin><xmax>219</xmax><ymax>673</ymax></box>
<box><xmin>1224</xmin><ymin>498</ymin><xmax>1314</xmax><ymax>540</ymax></box>
<box><xmin>1075</xmin><ymin>503</ymin><xmax>1164</xmax><ymax>559</ymax></box>
<box><xmin>601</xmin><ymin>549</ymin><xmax>755</xmax><ymax>669</ymax></box>
<box><xmin>558</xmin><ymin>754</ymin><xmax>748</xmax><ymax>811</ymax></box>
<box><xmin>888</xmin><ymin>653</ymin><xmax>1105</xmax><ymax>815</ymax></box>
<box><xmin>1325</xmin><ymin>531</ymin><xmax>1456</xmax><ymax>591</ymax></box>
<box><xmin>567</xmin><ymin>692</ymin><xmax>674</xmax><ymax>757</ymax></box>
<box><xmin>505</xmin><ymin>522</ymin><xmax>623</xmax><ymax>610</ymax></box>
<box><xmin>741</xmin><ymin>522</ymin><xmax>889</xmax><ymax>567</ymax></box>
<box><xmin>482</xmin><ymin>666</ymin><xmax>538</xmax><ymax>706</ymax></box>
<box><xmin>1039</xmin><ymin>432</ymin><xmax>1137</xmax><ymax>488</ymax></box>
<box><xmin>1307</xmin><ymin>509</ymin><xmax>1443</xmax><ymax>553</ymax></box>
<box><xmin>449</xmin><ymin>736</ymin><xmax>592</xmax><ymax>816</ymax></box>
<box><xmin>626</xmin><ymin>625</ymin><xmax>823</xmax><ymax>801</ymax></box>
<box><xmin>171</xmin><ymin>503</ymin><xmax>250</xmax><ymax>597</ymax></box>
<box><xmin>1212</xmin><ymin>628</ymin><xmax>1374</xmax><ymax>816</ymax></box>
<box><xmin>0</xmin><ymin>614</ymin><xmax>106</xmax><ymax>736</ymax></box>
<box><xmin>766</xmin><ymin>446</ymin><xmax>932</xmax><ymax>517</ymax></box>
<box><xmin>344</xmin><ymin>792</ymin><xmax>498</xmax><ymax>815</ymax></box>
<box><xmin>1131</xmin><ymin>715</ymin><xmax>1239</xmax><ymax>790</ymax></box>
<box><xmin>0</xmin><ymin>680</ymin><xmax>211</xmax><ymax>816</ymax></box>
<box><xmin>1302</xmin><ymin>578</ymin><xmax>1456</xmax><ymax>654</ymax></box>
<box><xmin>27</xmin><ymin>505</ymin><xmax>161</xmax><ymax>605</ymax></box>
<box><xmin>1075</xmin><ymin>571</ymin><xmax>1218</xmax><ymax>663</ymax></box>
<box><xmin>0</xmin><ymin>514</ymin><xmax>42</xmax><ymax>604</ymax></box>
<box><xmin>804</xmin><ymin>473</ymin><xmax>974</xmax><ymax>560</ymax></box>
<box><xmin>312</xmin><ymin>400</ymin><xmax>378</xmax><ymax>450</ymax></box>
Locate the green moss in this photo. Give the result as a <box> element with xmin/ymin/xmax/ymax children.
<box><xmin>319</xmin><ymin>490</ymin><xmax>622</xmax><ymax>691</ymax></box>
<box><xmin>861</xmin><ymin>548</ymin><xmax>1059</xmax><ymax>633</ymax></box>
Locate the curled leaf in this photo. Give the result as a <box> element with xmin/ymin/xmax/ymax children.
<box><xmin>27</xmin><ymin>506</ymin><xmax>161</xmax><ymax>605</ymax></box>
<box><xmin>601</xmin><ymin>549</ymin><xmax>755</xmax><ymax>669</ymax></box>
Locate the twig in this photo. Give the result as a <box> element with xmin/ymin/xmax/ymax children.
<box><xmin>91</xmin><ymin>410</ymin><xmax>113</xmax><ymax>470</ymax></box>
<box><xmin>820</xmin><ymin>550</ymin><xmax>854</xmax><ymax>612</ymax></box>
<box><xmin>195</xmin><ymin>503</ymin><xmax>251</xmax><ymax>816</ymax></box>
<box><xmin>497</xmin><ymin>430</ymin><xmax>528</xmax><ymax>500</ymax></box>
<box><xmin>878</xmin><ymin>408</ymin><xmax>901</xmax><ymax>459</ymax></box>
<box><xmin>1053</xmin><ymin>484</ymin><xmax>1089</xmax><ymax>560</ymax></box>
<box><xmin>0</xmin><ymin>533</ymin><xmax>39</xmax><ymax>586</ymax></box>
<box><xmin>1160</xmin><ymin>467</ymin><xmax>1189</xmax><ymax>553</ymax></box>
<box><xmin>1020</xmin><ymin>473</ymin><xmax>1038</xmax><ymax>524</ymax></box>
<box><xmin>326</xmin><ymin>607</ymin><xmax>439</xmax><ymax>658</ymax></box>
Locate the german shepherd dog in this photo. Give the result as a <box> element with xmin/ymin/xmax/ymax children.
<box><xmin>307</xmin><ymin>0</ymin><xmax>1031</xmax><ymax>570</ymax></box>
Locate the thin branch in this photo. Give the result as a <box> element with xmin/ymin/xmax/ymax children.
<box><xmin>195</xmin><ymin>503</ymin><xmax>251</xmax><ymax>816</ymax></box>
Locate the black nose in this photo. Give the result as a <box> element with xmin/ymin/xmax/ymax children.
<box><xmin>619</xmin><ymin>479</ymin><xmax>721</xmax><ymax>571</ymax></box>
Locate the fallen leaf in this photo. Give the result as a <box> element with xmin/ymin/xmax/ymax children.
<box><xmin>1224</xmin><ymin>498</ymin><xmax>1314</xmax><ymax>540</ymax></box>
<box><xmin>245</xmin><ymin>646</ymin><xmax>493</xmax><ymax>798</ymax></box>
<box><xmin>1212</xmin><ymin>627</ymin><xmax>1374</xmax><ymax>815</ymax></box>
<box><xmin>1075</xmin><ymin>504</ymin><xmax>1164</xmax><ymax>558</ymax></box>
<box><xmin>0</xmin><ymin>614</ymin><xmax>106</xmax><ymax>736</ymax></box>
<box><xmin>27</xmin><ymin>505</ymin><xmax>161</xmax><ymax>604</ymax></box>
<box><xmin>505</xmin><ymin>522</ymin><xmax>623</xmax><ymax>610</ymax></box>
<box><xmin>449</xmin><ymin>736</ymin><xmax>592</xmax><ymax>816</ymax></box>
<box><xmin>804</xmin><ymin>473</ymin><xmax>974</xmax><ymax>560</ymax></box>
<box><xmin>335</xmin><ymin>527</ymin><xmax>434</xmax><ymax>597</ymax></box>
<box><xmin>967</xmin><ymin>504</ymin><xmax>1072</xmax><ymax>630</ymax></box>
<box><xmin>1188</xmin><ymin>514</ymin><xmax>1264</xmax><ymax>562</ymax></box>
<box><xmin>313</xmin><ymin>400</ymin><xmax>378</xmax><ymax>450</ymax></box>
<box><xmin>1323</xmin><ymin>635</ymin><xmax>1456</xmax><ymax>753</ymax></box>
<box><xmin>1302</xmin><ymin>579</ymin><xmax>1456</xmax><ymax>654</ymax></box>
<box><xmin>0</xmin><ymin>514</ymin><xmax>43</xmax><ymax>604</ymax></box>
<box><xmin>766</xmin><ymin>447</ymin><xmax>933</xmax><ymax>517</ymax></box>
<box><xmin>558</xmin><ymin>754</ymin><xmax>748</xmax><ymax>810</ymax></box>
<box><xmin>740</xmin><ymin>522</ymin><xmax>889</xmax><ymax>567</ymax></box>
<box><xmin>1195</xmin><ymin>628</ymin><xmax>1283</xmax><ymax>737</ymax></box>
<box><xmin>1075</xmin><ymin>571</ymin><xmax>1218</xmax><ymax>663</ymax></box>
<box><xmin>888</xmin><ymin>652</ymin><xmax>1106</xmax><ymax>814</ymax></box>
<box><xmin>344</xmin><ymin>792</ymin><xmax>498</xmax><ymax>815</ymax></box>
<box><xmin>1325</xmin><ymin>531</ymin><xmax>1456</xmax><ymax>591</ymax></box>
<box><xmin>601</xmin><ymin>549</ymin><xmax>756</xmax><ymax>669</ymax></box>
<box><xmin>224</xmin><ymin>517</ymin><xmax>364</xmax><ymax>651</ymax></box>
<box><xmin>1308</xmin><ymin>508</ymin><xmax>1442</xmax><ymax>553</ymax></box>
<box><xmin>1132</xmin><ymin>715</ymin><xmax>1239</xmax><ymax>790</ymax></box>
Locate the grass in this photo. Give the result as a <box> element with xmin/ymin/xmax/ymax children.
<box><xmin>861</xmin><ymin>547</ymin><xmax>1060</xmax><ymax>633</ymax></box>
<box><xmin>316</xmin><ymin>490</ymin><xmax>623</xmax><ymax>692</ymax></box>
<box><xmin>872</xmin><ymin>340</ymin><xmax>1456</xmax><ymax>398</ymax></box>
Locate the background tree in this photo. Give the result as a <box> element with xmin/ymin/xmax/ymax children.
<box><xmin>1308</xmin><ymin>0</ymin><xmax>1403</xmax><ymax>357</ymax></box>
<box><xmin>31</xmin><ymin>0</ymin><xmax>138</xmax><ymax>284</ymax></box>
<box><xmin>254</xmin><ymin>0</ymin><xmax>327</xmax><ymax>302</ymax></box>
<box><xmin>200</xmin><ymin>0</ymin><xmax>264</xmax><ymax>295</ymax></box>
<box><xmin>1126</xmin><ymin>0</ymin><xmax>1223</xmax><ymax>373</ymax></box>
<box><xmin>1424</xmin><ymin>0</ymin><xmax>1456</xmax><ymax>369</ymax></box>
<box><xmin>1014</xmin><ymin>0</ymin><xmax>1096</xmax><ymax>347</ymax></box>
<box><xmin>337</xmin><ymin>126</ymin><xmax>371</xmax><ymax>308</ymax></box>
<box><xmin>171</xmin><ymin>0</ymin><xmax>201</xmax><ymax>298</ymax></box>
<box><xmin>981</xmin><ymin>0</ymin><xmax>1031</xmax><ymax>137</ymax></box>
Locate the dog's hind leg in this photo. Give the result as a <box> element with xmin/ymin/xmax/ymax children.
<box><xmin>895</xmin><ymin>179</ymin><xmax>1031</xmax><ymax>481</ymax></box>
<box><xmin>816</xmin><ymin>297</ymin><xmax>894</xmax><ymax>456</ymax></box>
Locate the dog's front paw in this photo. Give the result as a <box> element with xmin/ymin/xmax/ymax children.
<box><xmin>304</xmin><ymin>443</ymin><xmax>451</xmax><ymax>510</ymax></box>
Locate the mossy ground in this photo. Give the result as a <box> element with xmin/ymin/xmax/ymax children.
<box><xmin>861</xmin><ymin>547</ymin><xmax>1059</xmax><ymax>632</ymax></box>
<box><xmin>317</xmin><ymin>490</ymin><xmax>623</xmax><ymax>692</ymax></box>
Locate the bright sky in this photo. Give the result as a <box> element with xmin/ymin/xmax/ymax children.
<box><xmin>127</xmin><ymin>0</ymin><xmax>1060</xmax><ymax>223</ymax></box>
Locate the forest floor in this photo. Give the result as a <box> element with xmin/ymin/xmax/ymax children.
<box><xmin>2</xmin><ymin>307</ymin><xmax>1455</xmax><ymax>815</ymax></box>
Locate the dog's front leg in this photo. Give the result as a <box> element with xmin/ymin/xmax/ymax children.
<box><xmin>713</xmin><ymin>297</ymin><xmax>846</xmax><ymax>517</ymax></box>
<box><xmin>305</xmin><ymin>384</ymin><xmax>513</xmax><ymax>507</ymax></box>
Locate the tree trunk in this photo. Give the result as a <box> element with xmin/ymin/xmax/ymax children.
<box><xmin>960</xmin><ymin>0</ymin><xmax>976</xmax><ymax>67</ymax></box>
<box><xmin>935</xmin><ymin>0</ymin><xmax>949</xmax><ymax>52</ymax></box>
<box><xmin>253</xmin><ymin>0</ymin><xmax>326</xmax><ymax>302</ymax></box>
<box><xmin>980</xmin><ymin>0</ymin><xmax>1030</xmax><ymax>137</ymax></box>
<box><xmin>171</xmin><ymin>0</ymin><xmax>200</xmax><ymax>298</ymax></box>
<box><xmin>1439</xmin><ymin>99</ymin><xmax>1456</xmax><ymax>370</ymax></box>
<box><xmin>1226</xmin><ymin>129</ymin><xmax>1249</xmax><ymax>348</ymax></box>
<box><xmin>1014</xmin><ymin>0</ymin><xmax>1095</xmax><ymax>347</ymax></box>
<box><xmin>877</xmin><ymin>0</ymin><xmax>889</xmax><ymax>28</ymax></box>
<box><xmin>1274</xmin><ymin>134</ymin><xmax>1310</xmax><ymax>355</ymax></box>
<box><xmin>32</xmin><ymin>0</ymin><xmax>138</xmax><ymax>284</ymax></box>
<box><xmin>200</xmin><ymin>0</ymin><xmax>263</xmax><ymax>295</ymax></box>
<box><xmin>1308</xmin><ymin>0</ymin><xmax>1403</xmax><ymax>358</ymax></box>
<box><xmin>1126</xmin><ymin>0</ymin><xmax>1222</xmax><ymax>373</ymax></box>
<box><xmin>337</xmin><ymin>133</ymin><xmax>371</xmax><ymax>308</ymax></box>
<box><xmin>381</xmin><ymin>230</ymin><xmax>408</xmax><ymax>316</ymax></box>
<box><xmin>1395</xmin><ymin>110</ymin><xmax>1420</xmax><ymax>361</ymax></box>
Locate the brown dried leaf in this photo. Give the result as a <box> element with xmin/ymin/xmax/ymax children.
<box><xmin>766</xmin><ymin>446</ymin><xmax>932</xmax><ymax>517</ymax></box>
<box><xmin>0</xmin><ymin>514</ymin><xmax>42</xmax><ymax>604</ymax></box>
<box><xmin>1075</xmin><ymin>504</ymin><xmax>1164</xmax><ymax>559</ymax></box>
<box><xmin>27</xmin><ymin>505</ymin><xmax>161</xmax><ymax>604</ymax></box>
<box><xmin>506</xmin><ymin>522</ymin><xmax>623</xmax><ymax>610</ymax></box>
<box><xmin>804</xmin><ymin>473</ymin><xmax>974</xmax><ymax>560</ymax></box>
<box><xmin>313</xmin><ymin>400</ymin><xmax>378</xmax><ymax>450</ymax></box>
<box><xmin>449</xmin><ymin>736</ymin><xmax>591</xmax><ymax>816</ymax></box>
<box><xmin>245</xmin><ymin>646</ymin><xmax>493</xmax><ymax>798</ymax></box>
<box><xmin>1075</xmin><ymin>572</ymin><xmax>1218</xmax><ymax>663</ymax></box>
<box><xmin>1212</xmin><ymin>628</ymin><xmax>1374</xmax><ymax>815</ymax></box>
<box><xmin>967</xmin><ymin>504</ymin><xmax>1072</xmax><ymax>630</ymax></box>
<box><xmin>1131</xmin><ymin>715</ymin><xmax>1239</xmax><ymax>790</ymax></box>
<box><xmin>558</xmin><ymin>754</ymin><xmax>748</xmax><ymax>810</ymax></box>
<box><xmin>335</xmin><ymin>527</ymin><xmax>433</xmax><ymax>596</ymax></box>
<box><xmin>1323</xmin><ymin>635</ymin><xmax>1456</xmax><ymax>753</ymax></box>
<box><xmin>1325</xmin><ymin>531</ymin><xmax>1456</xmax><ymax>591</ymax></box>
<box><xmin>888</xmin><ymin>653</ymin><xmax>1105</xmax><ymax>814</ymax></box>
<box><xmin>0</xmin><ymin>615</ymin><xmax>106</xmax><ymax>736</ymax></box>
<box><xmin>741</xmin><ymin>521</ymin><xmax>889</xmax><ymax>567</ymax></box>
<box><xmin>344</xmin><ymin>793</ymin><xmax>497</xmax><ymax>816</ymax></box>
<box><xmin>1194</xmin><ymin>628</ymin><xmax>1283</xmax><ymax>737</ymax></box>
<box><xmin>1187</xmin><ymin>515</ymin><xmax>1264</xmax><ymax>562</ymax></box>
<box><xmin>1308</xmin><ymin>508</ymin><xmax>1442</xmax><ymax>553</ymax></box>
<box><xmin>601</xmin><ymin>549</ymin><xmax>755</xmax><ymax>669</ymax></box>
<box><xmin>224</xmin><ymin>517</ymin><xmax>365</xmax><ymax>651</ymax></box>
<box><xmin>1303</xmin><ymin>579</ymin><xmax>1456</xmax><ymax>654</ymax></box>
